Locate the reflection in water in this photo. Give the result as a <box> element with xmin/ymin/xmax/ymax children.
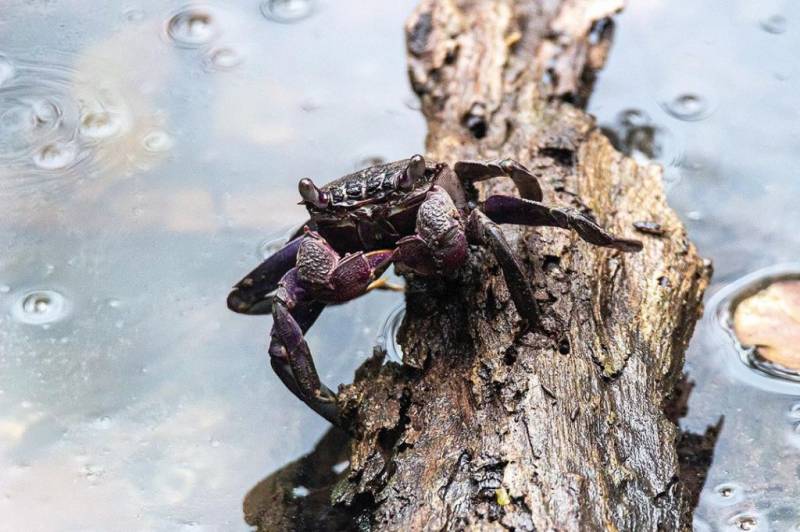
<box><xmin>0</xmin><ymin>0</ymin><xmax>799</xmax><ymax>529</ymax></box>
<box><xmin>377</xmin><ymin>303</ymin><xmax>405</xmax><ymax>363</ymax></box>
<box><xmin>602</xmin><ymin>107</ymin><xmax>683</xmax><ymax>186</ymax></box>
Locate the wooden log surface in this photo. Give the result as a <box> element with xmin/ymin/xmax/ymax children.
<box><xmin>245</xmin><ymin>0</ymin><xmax>712</xmax><ymax>529</ymax></box>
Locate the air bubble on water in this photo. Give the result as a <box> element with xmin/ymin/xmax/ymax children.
<box><xmin>123</xmin><ymin>8</ymin><xmax>145</xmax><ymax>22</ymax></box>
<box><xmin>760</xmin><ymin>14</ymin><xmax>787</xmax><ymax>34</ymax></box>
<box><xmin>204</xmin><ymin>47</ymin><xmax>243</xmax><ymax>71</ymax></box>
<box><xmin>378</xmin><ymin>304</ymin><xmax>405</xmax><ymax>362</ymax></box>
<box><xmin>12</xmin><ymin>290</ymin><xmax>68</xmax><ymax>325</ymax></box>
<box><xmin>106</xmin><ymin>298</ymin><xmax>121</xmax><ymax>309</ymax></box>
<box><xmin>686</xmin><ymin>210</ymin><xmax>704</xmax><ymax>221</ymax></box>
<box><xmin>33</xmin><ymin>141</ymin><xmax>78</xmax><ymax>170</ymax></box>
<box><xmin>660</xmin><ymin>93</ymin><xmax>713</xmax><ymax>122</ymax></box>
<box><xmin>332</xmin><ymin>460</ymin><xmax>349</xmax><ymax>474</ymax></box>
<box><xmin>32</xmin><ymin>99</ymin><xmax>62</xmax><ymax>129</ymax></box>
<box><xmin>142</xmin><ymin>130</ymin><xmax>174</xmax><ymax>152</ymax></box>
<box><xmin>712</xmin><ymin>482</ymin><xmax>743</xmax><ymax>505</ymax></box>
<box><xmin>292</xmin><ymin>485</ymin><xmax>309</xmax><ymax>498</ymax></box>
<box><xmin>730</xmin><ymin>514</ymin><xmax>758</xmax><ymax>531</ymax></box>
<box><xmin>0</xmin><ymin>285</ymin><xmax>10</xmax><ymax>294</ymax></box>
<box><xmin>260</xmin><ymin>0</ymin><xmax>315</xmax><ymax>24</ymax></box>
<box><xmin>166</xmin><ymin>7</ymin><xmax>218</xmax><ymax>47</ymax></box>
<box><xmin>0</xmin><ymin>56</ymin><xmax>15</xmax><ymax>87</ymax></box>
<box><xmin>79</xmin><ymin>109</ymin><xmax>123</xmax><ymax>140</ymax></box>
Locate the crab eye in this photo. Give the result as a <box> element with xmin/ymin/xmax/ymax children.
<box><xmin>398</xmin><ymin>154</ymin><xmax>426</xmax><ymax>190</ymax></box>
<box><xmin>298</xmin><ymin>178</ymin><xmax>330</xmax><ymax>209</ymax></box>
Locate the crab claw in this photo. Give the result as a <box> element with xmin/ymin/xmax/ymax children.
<box><xmin>298</xmin><ymin>178</ymin><xmax>330</xmax><ymax>209</ymax></box>
<box><xmin>398</xmin><ymin>154</ymin><xmax>426</xmax><ymax>190</ymax></box>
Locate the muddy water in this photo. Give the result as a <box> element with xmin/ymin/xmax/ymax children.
<box><xmin>0</xmin><ymin>0</ymin><xmax>798</xmax><ymax>530</ymax></box>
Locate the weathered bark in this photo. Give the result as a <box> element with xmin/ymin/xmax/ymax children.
<box><xmin>245</xmin><ymin>0</ymin><xmax>712</xmax><ymax>530</ymax></box>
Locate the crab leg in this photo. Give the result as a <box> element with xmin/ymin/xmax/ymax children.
<box><xmin>266</xmin><ymin>267</ymin><xmax>337</xmax><ymax>422</ymax></box>
<box><xmin>227</xmin><ymin>236</ymin><xmax>303</xmax><ymax>315</ymax></box>
<box><xmin>395</xmin><ymin>186</ymin><xmax>468</xmax><ymax>277</ymax></box>
<box><xmin>270</xmin><ymin>301</ymin><xmax>339</xmax><ymax>424</ymax></box>
<box><xmin>454</xmin><ymin>159</ymin><xmax>544</xmax><ymax>201</ymax></box>
<box><xmin>466</xmin><ymin>210</ymin><xmax>540</xmax><ymax>325</ymax></box>
<box><xmin>268</xmin><ymin>242</ymin><xmax>396</xmax><ymax>425</ymax></box>
<box><xmin>481</xmin><ymin>195</ymin><xmax>642</xmax><ymax>252</ymax></box>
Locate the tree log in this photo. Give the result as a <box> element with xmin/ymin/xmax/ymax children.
<box><xmin>245</xmin><ymin>0</ymin><xmax>712</xmax><ymax>529</ymax></box>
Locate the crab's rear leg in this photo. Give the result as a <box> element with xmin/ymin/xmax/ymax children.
<box><xmin>482</xmin><ymin>195</ymin><xmax>643</xmax><ymax>252</ymax></box>
<box><xmin>227</xmin><ymin>236</ymin><xmax>304</xmax><ymax>315</ymax></box>
<box><xmin>454</xmin><ymin>159</ymin><xmax>544</xmax><ymax>201</ymax></box>
<box><xmin>466</xmin><ymin>210</ymin><xmax>540</xmax><ymax>325</ymax></box>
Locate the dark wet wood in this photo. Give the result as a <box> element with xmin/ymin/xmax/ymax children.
<box><xmin>245</xmin><ymin>0</ymin><xmax>712</xmax><ymax>529</ymax></box>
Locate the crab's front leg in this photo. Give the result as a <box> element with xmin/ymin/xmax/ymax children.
<box><xmin>395</xmin><ymin>186</ymin><xmax>468</xmax><ymax>276</ymax></box>
<box><xmin>395</xmin><ymin>186</ymin><xmax>540</xmax><ymax>325</ymax></box>
<box><xmin>268</xmin><ymin>231</ymin><xmax>395</xmax><ymax>425</ymax></box>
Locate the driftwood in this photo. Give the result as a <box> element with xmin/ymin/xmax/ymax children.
<box><xmin>245</xmin><ymin>0</ymin><xmax>712</xmax><ymax>529</ymax></box>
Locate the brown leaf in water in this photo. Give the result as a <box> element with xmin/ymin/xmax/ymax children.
<box><xmin>733</xmin><ymin>280</ymin><xmax>800</xmax><ymax>371</ymax></box>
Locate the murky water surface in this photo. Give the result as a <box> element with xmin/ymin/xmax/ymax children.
<box><xmin>0</xmin><ymin>0</ymin><xmax>798</xmax><ymax>530</ymax></box>
<box><xmin>591</xmin><ymin>1</ymin><xmax>800</xmax><ymax>529</ymax></box>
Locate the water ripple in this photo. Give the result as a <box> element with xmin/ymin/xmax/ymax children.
<box><xmin>0</xmin><ymin>53</ymin><xmax>159</xmax><ymax>197</ymax></box>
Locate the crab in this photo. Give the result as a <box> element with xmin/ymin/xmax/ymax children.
<box><xmin>227</xmin><ymin>155</ymin><xmax>642</xmax><ymax>425</ymax></box>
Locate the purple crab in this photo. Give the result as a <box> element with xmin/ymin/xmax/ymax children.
<box><xmin>228</xmin><ymin>155</ymin><xmax>641</xmax><ymax>424</ymax></box>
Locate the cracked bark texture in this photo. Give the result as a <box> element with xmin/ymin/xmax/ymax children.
<box><xmin>244</xmin><ymin>0</ymin><xmax>712</xmax><ymax>530</ymax></box>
